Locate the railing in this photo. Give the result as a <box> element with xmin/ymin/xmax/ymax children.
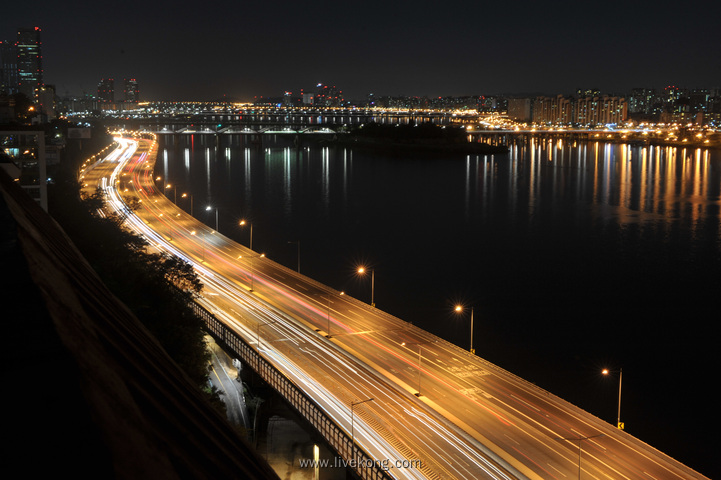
<box><xmin>192</xmin><ymin>302</ymin><xmax>394</xmax><ymax>480</ymax></box>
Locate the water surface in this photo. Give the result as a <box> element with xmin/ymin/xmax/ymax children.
<box><xmin>157</xmin><ymin>133</ymin><xmax>720</xmax><ymax>475</ymax></box>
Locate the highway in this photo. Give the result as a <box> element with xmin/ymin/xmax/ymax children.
<box><xmin>79</xmin><ymin>134</ymin><xmax>709</xmax><ymax>480</ymax></box>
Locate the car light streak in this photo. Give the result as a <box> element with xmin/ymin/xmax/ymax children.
<box><xmin>76</xmin><ymin>135</ymin><xmax>706</xmax><ymax>480</ymax></box>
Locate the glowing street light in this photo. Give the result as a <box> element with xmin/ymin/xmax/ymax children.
<box><xmin>165</xmin><ymin>183</ymin><xmax>177</xmax><ymax>203</ymax></box>
<box><xmin>189</xmin><ymin>229</ymin><xmax>206</xmax><ymax>262</ymax></box>
<box><xmin>181</xmin><ymin>193</ymin><xmax>193</xmax><ymax>216</ymax></box>
<box><xmin>454</xmin><ymin>305</ymin><xmax>475</xmax><ymax>354</ymax></box>
<box><xmin>357</xmin><ymin>266</ymin><xmax>375</xmax><ymax>307</ymax></box>
<box><xmin>206</xmin><ymin>205</ymin><xmax>218</xmax><ymax>231</ymax></box>
<box><xmin>239</xmin><ymin>220</ymin><xmax>253</xmax><ymax>250</ymax></box>
<box><xmin>602</xmin><ymin>368</ymin><xmax>624</xmax><ymax>430</ymax></box>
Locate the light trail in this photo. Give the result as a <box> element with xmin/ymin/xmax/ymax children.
<box><xmin>78</xmin><ymin>134</ymin><xmax>708</xmax><ymax>480</ymax></box>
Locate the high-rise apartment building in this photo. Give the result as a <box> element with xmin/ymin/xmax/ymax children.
<box><xmin>530</xmin><ymin>94</ymin><xmax>627</xmax><ymax>125</ymax></box>
<box><xmin>0</xmin><ymin>40</ymin><xmax>18</xmax><ymax>95</ymax></box>
<box><xmin>123</xmin><ymin>78</ymin><xmax>139</xmax><ymax>103</ymax></box>
<box><xmin>532</xmin><ymin>95</ymin><xmax>575</xmax><ymax>124</ymax></box>
<box><xmin>16</xmin><ymin>27</ymin><xmax>43</xmax><ymax>101</ymax></box>
<box><xmin>507</xmin><ymin>98</ymin><xmax>532</xmax><ymax>122</ymax></box>
<box><xmin>628</xmin><ymin>88</ymin><xmax>655</xmax><ymax>114</ymax></box>
<box><xmin>314</xmin><ymin>83</ymin><xmax>343</xmax><ymax>107</ymax></box>
<box><xmin>97</xmin><ymin>78</ymin><xmax>115</xmax><ymax>103</ymax></box>
<box><xmin>38</xmin><ymin>84</ymin><xmax>55</xmax><ymax>120</ymax></box>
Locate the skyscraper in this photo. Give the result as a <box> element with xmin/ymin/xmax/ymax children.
<box><xmin>0</xmin><ymin>40</ymin><xmax>18</xmax><ymax>95</ymax></box>
<box><xmin>97</xmin><ymin>78</ymin><xmax>115</xmax><ymax>103</ymax></box>
<box><xmin>123</xmin><ymin>78</ymin><xmax>139</xmax><ymax>103</ymax></box>
<box><xmin>16</xmin><ymin>27</ymin><xmax>43</xmax><ymax>101</ymax></box>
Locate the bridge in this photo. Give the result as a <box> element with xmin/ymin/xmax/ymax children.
<box><xmin>78</xmin><ymin>134</ymin><xmax>710</xmax><ymax>480</ymax></box>
<box><xmin>87</xmin><ymin>106</ymin><xmax>477</xmax><ymax>136</ymax></box>
<box><xmin>165</xmin><ymin>125</ymin><xmax>339</xmax><ymax>135</ymax></box>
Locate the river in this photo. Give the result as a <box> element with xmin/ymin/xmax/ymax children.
<box><xmin>156</xmin><ymin>132</ymin><xmax>719</xmax><ymax>476</ymax></box>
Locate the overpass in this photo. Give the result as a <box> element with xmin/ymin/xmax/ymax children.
<box><xmin>79</xmin><ymin>134</ymin><xmax>710</xmax><ymax>480</ymax></box>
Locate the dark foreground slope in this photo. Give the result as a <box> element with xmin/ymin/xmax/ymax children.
<box><xmin>0</xmin><ymin>169</ymin><xmax>278</xmax><ymax>479</ymax></box>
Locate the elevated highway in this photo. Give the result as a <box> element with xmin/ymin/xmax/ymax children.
<box><xmin>79</xmin><ymin>134</ymin><xmax>710</xmax><ymax>480</ymax></box>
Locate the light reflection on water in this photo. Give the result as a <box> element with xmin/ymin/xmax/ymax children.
<box><xmin>160</xmin><ymin>133</ymin><xmax>721</xmax><ymax>277</ymax></box>
<box><xmin>502</xmin><ymin>140</ymin><xmax>720</xmax><ymax>239</ymax></box>
<box><xmin>158</xmin><ymin>133</ymin><xmax>720</xmax><ymax>358</ymax></box>
<box><xmin>158</xmin><ymin>133</ymin><xmax>718</xmax><ymax>475</ymax></box>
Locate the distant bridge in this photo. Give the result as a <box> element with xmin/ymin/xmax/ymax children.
<box><xmin>160</xmin><ymin>124</ymin><xmax>340</xmax><ymax>135</ymax></box>
<box><xmin>102</xmin><ymin>108</ymin><xmax>473</xmax><ymax>134</ymax></box>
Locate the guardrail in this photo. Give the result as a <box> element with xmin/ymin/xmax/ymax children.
<box><xmin>192</xmin><ymin>302</ymin><xmax>394</xmax><ymax>480</ymax></box>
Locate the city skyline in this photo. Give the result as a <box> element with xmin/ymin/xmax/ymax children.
<box><xmin>4</xmin><ymin>0</ymin><xmax>720</xmax><ymax>101</ymax></box>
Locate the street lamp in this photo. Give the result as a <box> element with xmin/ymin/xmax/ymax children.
<box><xmin>239</xmin><ymin>220</ymin><xmax>253</xmax><ymax>250</ymax></box>
<box><xmin>555</xmin><ymin>433</ymin><xmax>605</xmax><ymax>480</ymax></box>
<box><xmin>181</xmin><ymin>193</ymin><xmax>193</xmax><ymax>216</ymax></box>
<box><xmin>454</xmin><ymin>305</ymin><xmax>475</xmax><ymax>354</ymax></box>
<box><xmin>165</xmin><ymin>183</ymin><xmax>177</xmax><ymax>203</ymax></box>
<box><xmin>239</xmin><ymin>253</ymin><xmax>265</xmax><ymax>292</ymax></box>
<box><xmin>190</xmin><ymin>229</ymin><xmax>205</xmax><ymax>262</ymax></box>
<box><xmin>350</xmin><ymin>398</ymin><xmax>374</xmax><ymax>463</ymax></box>
<box><xmin>326</xmin><ymin>291</ymin><xmax>344</xmax><ymax>338</ymax></box>
<box><xmin>401</xmin><ymin>340</ymin><xmax>437</xmax><ymax>397</ymax></box>
<box><xmin>206</xmin><ymin>205</ymin><xmax>218</xmax><ymax>231</ymax></box>
<box><xmin>357</xmin><ymin>266</ymin><xmax>375</xmax><ymax>307</ymax></box>
<box><xmin>288</xmin><ymin>240</ymin><xmax>300</xmax><ymax>273</ymax></box>
<box><xmin>602</xmin><ymin>368</ymin><xmax>624</xmax><ymax>430</ymax></box>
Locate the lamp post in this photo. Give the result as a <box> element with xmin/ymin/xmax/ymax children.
<box><xmin>602</xmin><ymin>368</ymin><xmax>624</xmax><ymax>430</ymax></box>
<box><xmin>326</xmin><ymin>291</ymin><xmax>344</xmax><ymax>338</ymax></box>
<box><xmin>182</xmin><ymin>193</ymin><xmax>193</xmax><ymax>216</ymax></box>
<box><xmin>288</xmin><ymin>240</ymin><xmax>300</xmax><ymax>273</ymax></box>
<box><xmin>239</xmin><ymin>253</ymin><xmax>265</xmax><ymax>292</ymax></box>
<box><xmin>357</xmin><ymin>266</ymin><xmax>375</xmax><ymax>307</ymax></box>
<box><xmin>206</xmin><ymin>205</ymin><xmax>218</xmax><ymax>231</ymax></box>
<box><xmin>240</xmin><ymin>220</ymin><xmax>253</xmax><ymax>250</ymax></box>
<box><xmin>190</xmin><ymin>230</ymin><xmax>205</xmax><ymax>262</ymax></box>
<box><xmin>454</xmin><ymin>305</ymin><xmax>475</xmax><ymax>354</ymax></box>
<box><xmin>350</xmin><ymin>398</ymin><xmax>374</xmax><ymax>463</ymax></box>
<box><xmin>556</xmin><ymin>433</ymin><xmax>605</xmax><ymax>480</ymax></box>
<box><xmin>165</xmin><ymin>183</ymin><xmax>177</xmax><ymax>203</ymax></box>
<box><xmin>401</xmin><ymin>340</ymin><xmax>437</xmax><ymax>397</ymax></box>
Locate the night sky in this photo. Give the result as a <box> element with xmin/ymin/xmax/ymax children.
<box><xmin>4</xmin><ymin>0</ymin><xmax>720</xmax><ymax>101</ymax></box>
